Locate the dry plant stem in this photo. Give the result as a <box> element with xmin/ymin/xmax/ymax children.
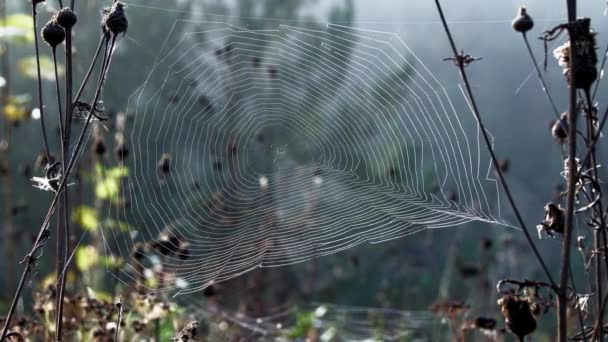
<box><xmin>31</xmin><ymin>2</ymin><xmax>50</xmax><ymax>160</ymax></box>
<box><xmin>591</xmin><ymin>42</ymin><xmax>608</xmax><ymax>103</ymax></box>
<box><xmin>578</xmin><ymin>108</ymin><xmax>608</xmax><ymax>175</ymax></box>
<box><xmin>433</xmin><ymin>0</ymin><xmax>556</xmax><ymax>288</ymax></box>
<box><xmin>73</xmin><ymin>36</ymin><xmax>104</xmax><ymax>106</ymax></box>
<box><xmin>558</xmin><ymin>2</ymin><xmax>578</xmax><ymax>340</ymax></box>
<box><xmin>113</xmin><ymin>302</ymin><xmax>123</xmax><ymax>342</ymax></box>
<box><xmin>55</xmin><ymin>25</ymin><xmax>75</xmax><ymax>342</ymax></box>
<box><xmin>570</xmin><ymin>266</ymin><xmax>588</xmax><ymax>342</ymax></box>
<box><xmin>0</xmin><ymin>36</ymin><xmax>115</xmax><ymax>341</ymax></box>
<box><xmin>52</xmin><ymin>46</ymin><xmax>69</xmax><ymax>342</ymax></box>
<box><xmin>583</xmin><ymin>91</ymin><xmax>608</xmax><ymax>340</ymax></box>
<box><xmin>522</xmin><ymin>32</ymin><xmax>561</xmax><ymax>119</ymax></box>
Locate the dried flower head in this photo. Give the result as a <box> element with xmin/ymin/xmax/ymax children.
<box><xmin>102</xmin><ymin>2</ymin><xmax>128</xmax><ymax>36</ymax></box>
<box><xmin>553</xmin><ymin>18</ymin><xmax>598</xmax><ymax>90</ymax></box>
<box><xmin>550</xmin><ymin>112</ymin><xmax>568</xmax><ymax>144</ymax></box>
<box><xmin>512</xmin><ymin>7</ymin><xmax>534</xmax><ymax>33</ymax></box>
<box><xmin>41</xmin><ymin>20</ymin><xmax>65</xmax><ymax>48</ymax></box>
<box><xmin>537</xmin><ymin>202</ymin><xmax>564</xmax><ymax>238</ymax></box>
<box><xmin>55</xmin><ymin>7</ymin><xmax>78</xmax><ymax>30</ymax></box>
<box><xmin>172</xmin><ymin>321</ymin><xmax>198</xmax><ymax>341</ymax></box>
<box><xmin>497</xmin><ymin>295</ymin><xmax>537</xmax><ymax>340</ymax></box>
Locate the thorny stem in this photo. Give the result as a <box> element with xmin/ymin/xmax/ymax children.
<box><xmin>31</xmin><ymin>2</ymin><xmax>51</xmax><ymax>161</ymax></box>
<box><xmin>0</xmin><ymin>35</ymin><xmax>116</xmax><ymax>341</ymax></box>
<box><xmin>433</xmin><ymin>0</ymin><xmax>557</xmax><ymax>289</ymax></box>
<box><xmin>522</xmin><ymin>32</ymin><xmax>561</xmax><ymax>119</ymax></box>
<box><xmin>558</xmin><ymin>1</ymin><xmax>578</xmax><ymax>340</ymax></box>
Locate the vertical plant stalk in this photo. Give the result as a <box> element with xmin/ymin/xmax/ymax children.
<box><xmin>113</xmin><ymin>299</ymin><xmax>123</xmax><ymax>342</ymax></box>
<box><xmin>0</xmin><ymin>34</ymin><xmax>115</xmax><ymax>341</ymax></box>
<box><xmin>31</xmin><ymin>2</ymin><xmax>51</xmax><ymax>160</ymax></box>
<box><xmin>558</xmin><ymin>1</ymin><xmax>578</xmax><ymax>340</ymax></box>
<box><xmin>51</xmin><ymin>45</ymin><xmax>69</xmax><ymax>341</ymax></box>
<box><xmin>55</xmin><ymin>23</ymin><xmax>74</xmax><ymax>341</ymax></box>
<box><xmin>432</xmin><ymin>0</ymin><xmax>556</xmax><ymax>288</ymax></box>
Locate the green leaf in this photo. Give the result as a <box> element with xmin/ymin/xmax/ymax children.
<box><xmin>96</xmin><ymin>177</ymin><xmax>120</xmax><ymax>201</ymax></box>
<box><xmin>0</xmin><ymin>14</ymin><xmax>34</xmax><ymax>43</ymax></box>
<box><xmin>19</xmin><ymin>56</ymin><xmax>64</xmax><ymax>81</ymax></box>
<box><xmin>104</xmin><ymin>219</ymin><xmax>136</xmax><ymax>232</ymax></box>
<box><xmin>287</xmin><ymin>310</ymin><xmax>315</xmax><ymax>339</ymax></box>
<box><xmin>75</xmin><ymin>245</ymin><xmax>99</xmax><ymax>272</ymax></box>
<box><xmin>72</xmin><ymin>206</ymin><xmax>99</xmax><ymax>231</ymax></box>
<box><xmin>107</xmin><ymin>166</ymin><xmax>130</xmax><ymax>179</ymax></box>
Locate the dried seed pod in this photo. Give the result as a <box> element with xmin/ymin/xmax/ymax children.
<box><xmin>203</xmin><ymin>284</ymin><xmax>217</xmax><ymax>298</ymax></box>
<box><xmin>132</xmin><ymin>242</ymin><xmax>146</xmax><ymax>261</ymax></box>
<box><xmin>41</xmin><ymin>20</ymin><xmax>65</xmax><ymax>48</ymax></box>
<box><xmin>498</xmin><ymin>295</ymin><xmax>537</xmax><ymax>340</ymax></box>
<box><xmin>102</xmin><ymin>2</ymin><xmax>128</xmax><ymax>36</ymax></box>
<box><xmin>543</xmin><ymin>202</ymin><xmax>565</xmax><ymax>235</ymax></box>
<box><xmin>497</xmin><ymin>159</ymin><xmax>510</xmax><ymax>174</ymax></box>
<box><xmin>474</xmin><ymin>316</ymin><xmax>497</xmax><ymax>330</ymax></box>
<box><xmin>512</xmin><ymin>7</ymin><xmax>534</xmax><ymax>33</ymax></box>
<box><xmin>92</xmin><ymin>137</ymin><xmax>106</xmax><ymax>156</ymax></box>
<box><xmin>553</xmin><ymin>18</ymin><xmax>598</xmax><ymax>90</ymax></box>
<box><xmin>157</xmin><ymin>153</ymin><xmax>171</xmax><ymax>174</ymax></box>
<box><xmin>115</xmin><ymin>142</ymin><xmax>129</xmax><ymax>161</ymax></box>
<box><xmin>56</xmin><ymin>7</ymin><xmax>78</xmax><ymax>30</ymax></box>
<box><xmin>550</xmin><ymin>113</ymin><xmax>568</xmax><ymax>144</ymax></box>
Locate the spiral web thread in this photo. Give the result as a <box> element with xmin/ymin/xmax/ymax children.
<box><xmin>105</xmin><ymin>18</ymin><xmax>514</xmax><ymax>295</ymax></box>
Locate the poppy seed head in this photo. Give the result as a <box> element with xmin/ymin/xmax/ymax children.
<box><xmin>41</xmin><ymin>20</ymin><xmax>65</xmax><ymax>48</ymax></box>
<box><xmin>56</xmin><ymin>7</ymin><xmax>78</xmax><ymax>30</ymax></box>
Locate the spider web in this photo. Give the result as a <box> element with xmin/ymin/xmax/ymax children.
<box><xmin>198</xmin><ymin>302</ymin><xmax>443</xmax><ymax>341</ymax></box>
<box><xmin>103</xmin><ymin>4</ymin><xmax>514</xmax><ymax>295</ymax></box>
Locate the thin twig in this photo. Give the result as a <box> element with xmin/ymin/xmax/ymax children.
<box><xmin>73</xmin><ymin>36</ymin><xmax>104</xmax><ymax>106</ymax></box>
<box><xmin>522</xmin><ymin>32</ymin><xmax>561</xmax><ymax>119</ymax></box>
<box><xmin>582</xmin><ymin>89</ymin><xmax>607</xmax><ymax>341</ymax></box>
<box><xmin>433</xmin><ymin>0</ymin><xmax>557</xmax><ymax>289</ymax></box>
